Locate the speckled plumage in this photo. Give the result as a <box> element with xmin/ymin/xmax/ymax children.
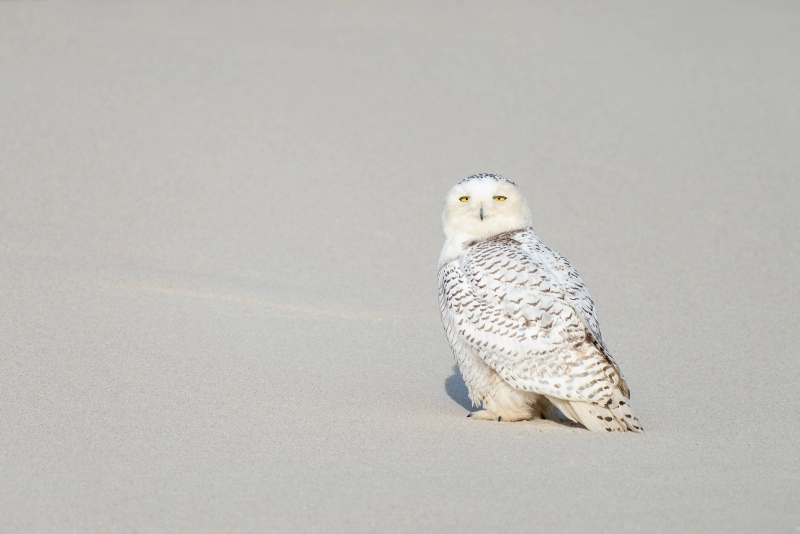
<box><xmin>438</xmin><ymin>174</ymin><xmax>641</xmax><ymax>432</ymax></box>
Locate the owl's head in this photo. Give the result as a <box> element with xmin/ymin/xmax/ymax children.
<box><xmin>441</xmin><ymin>173</ymin><xmax>532</xmax><ymax>246</ymax></box>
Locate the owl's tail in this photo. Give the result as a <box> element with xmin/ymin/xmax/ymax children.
<box><xmin>548</xmin><ymin>390</ymin><xmax>643</xmax><ymax>433</ymax></box>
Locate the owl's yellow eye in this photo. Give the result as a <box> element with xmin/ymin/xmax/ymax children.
<box><xmin>493</xmin><ymin>195</ymin><xmax>507</xmax><ymax>201</ymax></box>
<box><xmin>459</xmin><ymin>196</ymin><xmax>469</xmax><ymax>202</ymax></box>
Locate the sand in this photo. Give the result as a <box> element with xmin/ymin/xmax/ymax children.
<box><xmin>1</xmin><ymin>1</ymin><xmax>799</xmax><ymax>532</ymax></box>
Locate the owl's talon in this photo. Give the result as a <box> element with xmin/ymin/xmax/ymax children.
<box><xmin>467</xmin><ymin>410</ymin><xmax>502</xmax><ymax>421</ymax></box>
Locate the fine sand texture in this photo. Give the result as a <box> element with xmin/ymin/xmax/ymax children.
<box><xmin>2</xmin><ymin>2</ymin><xmax>799</xmax><ymax>532</ymax></box>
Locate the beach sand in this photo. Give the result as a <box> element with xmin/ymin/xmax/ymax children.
<box><xmin>1</xmin><ymin>1</ymin><xmax>799</xmax><ymax>531</ymax></box>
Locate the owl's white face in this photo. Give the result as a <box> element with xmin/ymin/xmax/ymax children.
<box><xmin>440</xmin><ymin>174</ymin><xmax>532</xmax><ymax>263</ymax></box>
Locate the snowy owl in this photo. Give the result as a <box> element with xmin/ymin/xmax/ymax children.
<box><xmin>438</xmin><ymin>173</ymin><xmax>642</xmax><ymax>432</ymax></box>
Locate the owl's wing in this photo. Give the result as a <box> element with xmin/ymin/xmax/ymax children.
<box><xmin>441</xmin><ymin>229</ymin><xmax>627</xmax><ymax>404</ymax></box>
<box><xmin>520</xmin><ymin>232</ymin><xmax>629</xmax><ymax>392</ymax></box>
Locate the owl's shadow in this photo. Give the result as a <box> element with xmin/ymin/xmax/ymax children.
<box><xmin>445</xmin><ymin>365</ymin><xmax>474</xmax><ymax>410</ymax></box>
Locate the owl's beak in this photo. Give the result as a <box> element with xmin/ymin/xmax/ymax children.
<box><xmin>479</xmin><ymin>206</ymin><xmax>485</xmax><ymax>220</ymax></box>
